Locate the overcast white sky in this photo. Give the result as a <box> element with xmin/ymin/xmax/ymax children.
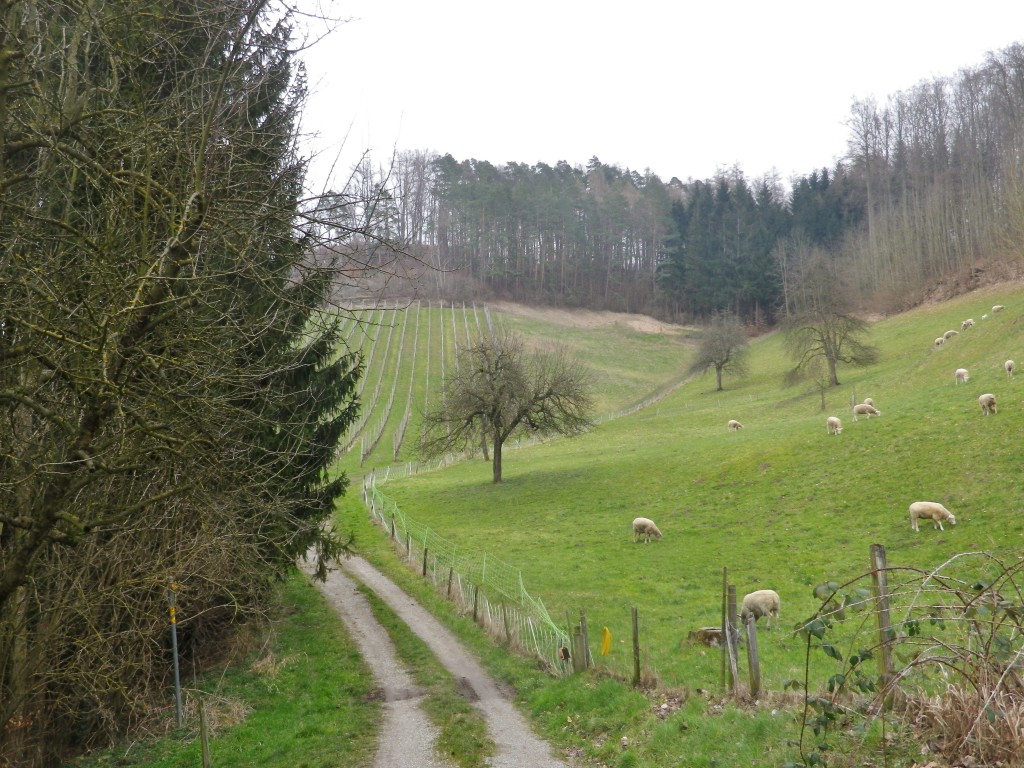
<box><xmin>296</xmin><ymin>1</ymin><xmax>1024</xmax><ymax>192</ymax></box>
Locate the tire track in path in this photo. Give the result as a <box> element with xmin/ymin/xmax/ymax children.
<box><xmin>309</xmin><ymin>560</ymin><xmax>451</xmax><ymax>768</ymax></box>
<box><xmin>314</xmin><ymin>555</ymin><xmax>574</xmax><ymax>768</ymax></box>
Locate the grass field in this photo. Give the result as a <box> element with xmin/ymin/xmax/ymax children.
<box><xmin>80</xmin><ymin>284</ymin><xmax>1024</xmax><ymax>768</ymax></box>
<box><xmin>343</xmin><ymin>281</ymin><xmax>1024</xmax><ymax>766</ymax></box>
<box><xmin>75</xmin><ymin>573</ymin><xmax>380</xmax><ymax>768</ymax></box>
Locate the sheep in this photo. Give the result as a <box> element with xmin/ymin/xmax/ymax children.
<box><xmin>727</xmin><ymin>419</ymin><xmax>744</xmax><ymax>431</ymax></box>
<box><xmin>993</xmin><ymin>304</ymin><xmax>1005</xmax><ymax>313</ymax></box>
<box><xmin>934</xmin><ymin>336</ymin><xmax>945</xmax><ymax>347</ymax></box>
<box><xmin>1006</xmin><ymin>360</ymin><xmax>1015</xmax><ymax>378</ymax></box>
<box><xmin>908</xmin><ymin>501</ymin><xmax>956</xmax><ymax>532</ymax></box>
<box><xmin>852</xmin><ymin>403</ymin><xmax>881</xmax><ymax>421</ymax></box>
<box><xmin>632</xmin><ymin>517</ymin><xmax>662</xmax><ymax>543</ymax></box>
<box><xmin>741</xmin><ymin>589</ymin><xmax>781</xmax><ymax>628</ymax></box>
<box><xmin>962</xmin><ymin>318</ymin><xmax>975</xmax><ymax>330</ymax></box>
<box><xmin>826</xmin><ymin>416</ymin><xmax>842</xmax><ymax>435</ymax></box>
<box><xmin>943</xmin><ymin>330</ymin><xmax>959</xmax><ymax>340</ymax></box>
<box><xmin>979</xmin><ymin>393</ymin><xmax>997</xmax><ymax>415</ymax></box>
<box><xmin>954</xmin><ymin>368</ymin><xmax>969</xmax><ymax>385</ymax></box>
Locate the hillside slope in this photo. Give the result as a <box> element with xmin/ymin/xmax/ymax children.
<box><xmin>363</xmin><ymin>282</ymin><xmax>1024</xmax><ymax>690</ymax></box>
<box><xmin>342</xmin><ymin>282</ymin><xmax>1024</xmax><ymax>768</ymax></box>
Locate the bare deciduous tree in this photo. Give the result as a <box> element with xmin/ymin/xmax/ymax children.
<box><xmin>783</xmin><ymin>259</ymin><xmax>879</xmax><ymax>388</ymax></box>
<box><xmin>421</xmin><ymin>327</ymin><xmax>594</xmax><ymax>483</ymax></box>
<box><xmin>687</xmin><ymin>314</ymin><xmax>749</xmax><ymax>391</ymax></box>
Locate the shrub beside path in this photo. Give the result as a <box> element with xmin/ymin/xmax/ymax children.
<box><xmin>310</xmin><ymin>554</ymin><xmax>574</xmax><ymax>768</ymax></box>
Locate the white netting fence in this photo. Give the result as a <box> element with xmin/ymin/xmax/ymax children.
<box><xmin>362</xmin><ymin>471</ymin><xmax>571</xmax><ymax>673</ymax></box>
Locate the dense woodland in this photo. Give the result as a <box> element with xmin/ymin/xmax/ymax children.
<box><xmin>334</xmin><ymin>43</ymin><xmax>1024</xmax><ymax>322</ymax></box>
<box><xmin>0</xmin><ymin>2</ymin><xmax>361</xmax><ymax>764</ymax></box>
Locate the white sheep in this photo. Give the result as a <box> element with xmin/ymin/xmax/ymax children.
<box><xmin>632</xmin><ymin>517</ymin><xmax>663</xmax><ymax>543</ymax></box>
<box><xmin>962</xmin><ymin>318</ymin><xmax>975</xmax><ymax>330</ymax></box>
<box><xmin>741</xmin><ymin>589</ymin><xmax>781</xmax><ymax>628</ymax></box>
<box><xmin>727</xmin><ymin>419</ymin><xmax>744</xmax><ymax>431</ymax></box>
<box><xmin>1006</xmin><ymin>360</ymin><xmax>1015</xmax><ymax>378</ymax></box>
<box><xmin>826</xmin><ymin>416</ymin><xmax>842</xmax><ymax>435</ymax></box>
<box><xmin>934</xmin><ymin>336</ymin><xmax>945</xmax><ymax>347</ymax></box>
<box><xmin>908</xmin><ymin>501</ymin><xmax>956</xmax><ymax>532</ymax></box>
<box><xmin>993</xmin><ymin>304</ymin><xmax>1005</xmax><ymax>313</ymax></box>
<box><xmin>979</xmin><ymin>393</ymin><xmax>997</xmax><ymax>415</ymax></box>
<box><xmin>852</xmin><ymin>403</ymin><xmax>881</xmax><ymax>421</ymax></box>
<box><xmin>954</xmin><ymin>368</ymin><xmax>969</xmax><ymax>385</ymax></box>
<box><xmin>943</xmin><ymin>330</ymin><xmax>959</xmax><ymax>340</ymax></box>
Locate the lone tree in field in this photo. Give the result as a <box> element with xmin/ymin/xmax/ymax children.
<box><xmin>422</xmin><ymin>327</ymin><xmax>594</xmax><ymax>483</ymax></box>
<box><xmin>782</xmin><ymin>258</ymin><xmax>878</xmax><ymax>387</ymax></box>
<box><xmin>688</xmin><ymin>314</ymin><xmax>749</xmax><ymax>391</ymax></box>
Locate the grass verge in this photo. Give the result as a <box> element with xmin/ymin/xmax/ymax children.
<box><xmin>74</xmin><ymin>571</ymin><xmax>379</xmax><ymax>768</ymax></box>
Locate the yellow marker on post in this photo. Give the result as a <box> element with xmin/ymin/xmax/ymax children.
<box><xmin>601</xmin><ymin>626</ymin><xmax>612</xmax><ymax>656</ymax></box>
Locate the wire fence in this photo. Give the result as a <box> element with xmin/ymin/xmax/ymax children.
<box><xmin>362</xmin><ymin>471</ymin><xmax>571</xmax><ymax>673</ymax></box>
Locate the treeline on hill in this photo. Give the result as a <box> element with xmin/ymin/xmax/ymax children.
<box><xmin>332</xmin><ymin>43</ymin><xmax>1024</xmax><ymax>322</ymax></box>
<box><xmin>0</xmin><ymin>2</ymin><xmax>367</xmax><ymax>765</ymax></box>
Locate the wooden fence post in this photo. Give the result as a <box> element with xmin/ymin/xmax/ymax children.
<box><xmin>390</xmin><ymin>516</ymin><xmax>396</xmax><ymax>540</ymax></box>
<box><xmin>744</xmin><ymin>612</ymin><xmax>761</xmax><ymax>700</ymax></box>
<box><xmin>870</xmin><ymin>544</ymin><xmax>895</xmax><ymax>694</ymax></box>
<box><xmin>726</xmin><ymin>585</ymin><xmax>739</xmax><ymax>693</ymax></box>
<box><xmin>632</xmin><ymin>606</ymin><xmax>641</xmax><ymax>687</ymax></box>
<box><xmin>572</xmin><ymin>627</ymin><xmax>587</xmax><ymax>673</ymax></box>
<box><xmin>721</xmin><ymin>567</ymin><xmax>728</xmax><ymax>690</ymax></box>
<box><xmin>446</xmin><ymin>567</ymin><xmax>453</xmax><ymax>598</ymax></box>
<box><xmin>199</xmin><ymin>698</ymin><xmax>212</xmax><ymax>768</ymax></box>
<box><xmin>579</xmin><ymin>609</ymin><xmax>591</xmax><ymax>668</ymax></box>
<box><xmin>422</xmin><ymin>547</ymin><xmax>428</xmax><ymax>577</ymax></box>
<box><xmin>472</xmin><ymin>584</ymin><xmax>479</xmax><ymax>623</ymax></box>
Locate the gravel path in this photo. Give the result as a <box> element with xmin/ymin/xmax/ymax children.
<box><xmin>311</xmin><ymin>555</ymin><xmax>573</xmax><ymax>768</ymax></box>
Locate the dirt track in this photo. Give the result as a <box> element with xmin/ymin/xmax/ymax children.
<box><xmin>311</xmin><ymin>555</ymin><xmax>574</xmax><ymax>768</ymax></box>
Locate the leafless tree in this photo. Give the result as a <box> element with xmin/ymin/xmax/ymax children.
<box><xmin>687</xmin><ymin>314</ymin><xmax>749</xmax><ymax>391</ymax></box>
<box><xmin>421</xmin><ymin>326</ymin><xmax>594</xmax><ymax>483</ymax></box>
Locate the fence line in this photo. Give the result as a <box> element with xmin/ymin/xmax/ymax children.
<box><xmin>363</xmin><ymin>471</ymin><xmax>570</xmax><ymax>673</ymax></box>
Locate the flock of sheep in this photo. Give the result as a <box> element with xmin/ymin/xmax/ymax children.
<box><xmin>631</xmin><ymin>516</ymin><xmax>781</xmax><ymax>629</ymax></box>
<box><xmin>932</xmin><ymin>304</ymin><xmax>1012</xmax><ymax>417</ymax></box>
<box><xmin>631</xmin><ymin>301</ymin><xmax>1013</xmax><ymax>633</ymax></box>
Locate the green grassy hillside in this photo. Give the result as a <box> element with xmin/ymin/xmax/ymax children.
<box><xmin>345</xmin><ymin>283</ymin><xmax>1024</xmax><ymax>764</ymax></box>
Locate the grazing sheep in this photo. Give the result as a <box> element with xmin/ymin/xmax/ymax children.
<box><xmin>852</xmin><ymin>403</ymin><xmax>881</xmax><ymax>421</ymax></box>
<box><xmin>1006</xmin><ymin>360</ymin><xmax>1015</xmax><ymax>378</ymax></box>
<box><xmin>993</xmin><ymin>304</ymin><xmax>1005</xmax><ymax>313</ymax></box>
<box><xmin>826</xmin><ymin>416</ymin><xmax>842</xmax><ymax>435</ymax></box>
<box><xmin>979</xmin><ymin>393</ymin><xmax>997</xmax><ymax>415</ymax></box>
<box><xmin>943</xmin><ymin>330</ymin><xmax>959</xmax><ymax>340</ymax></box>
<box><xmin>962</xmin><ymin>318</ymin><xmax>975</xmax><ymax>330</ymax></box>
<box><xmin>632</xmin><ymin>517</ymin><xmax>662</xmax><ymax>543</ymax></box>
<box><xmin>741</xmin><ymin>589</ymin><xmax>781</xmax><ymax>628</ymax></box>
<box><xmin>955</xmin><ymin>368</ymin><xmax>969</xmax><ymax>385</ymax></box>
<box><xmin>727</xmin><ymin>419</ymin><xmax>744</xmax><ymax>431</ymax></box>
<box><xmin>934</xmin><ymin>336</ymin><xmax>945</xmax><ymax>347</ymax></box>
<box><xmin>908</xmin><ymin>501</ymin><xmax>956</xmax><ymax>532</ymax></box>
